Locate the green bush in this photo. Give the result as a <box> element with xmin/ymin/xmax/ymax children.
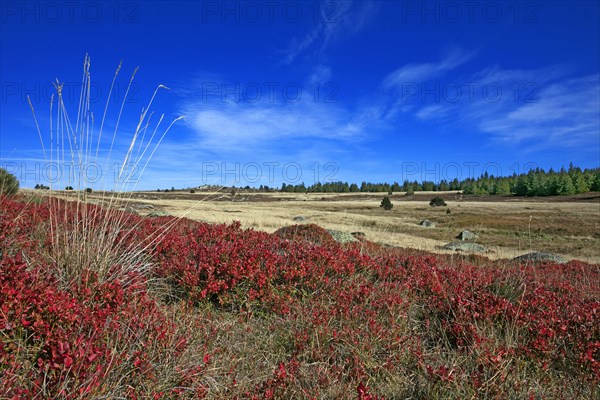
<box><xmin>429</xmin><ymin>196</ymin><xmax>447</xmax><ymax>207</ymax></box>
<box><xmin>85</xmin><ymin>188</ymin><xmax>93</xmax><ymax>193</ymax></box>
<box><xmin>0</xmin><ymin>168</ymin><xmax>19</xmax><ymax>195</ymax></box>
<box><xmin>65</xmin><ymin>186</ymin><xmax>74</xmax><ymax>191</ymax></box>
<box><xmin>380</xmin><ymin>196</ymin><xmax>393</xmax><ymax>210</ymax></box>
<box><xmin>190</xmin><ymin>189</ymin><xmax>196</xmax><ymax>194</ymax></box>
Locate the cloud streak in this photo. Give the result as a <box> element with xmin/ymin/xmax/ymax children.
<box><xmin>383</xmin><ymin>51</ymin><xmax>598</xmax><ymax>152</ymax></box>
<box><xmin>281</xmin><ymin>0</ymin><xmax>378</xmax><ymax>65</ymax></box>
<box><xmin>383</xmin><ymin>48</ymin><xmax>476</xmax><ymax>88</ymax></box>
<box><xmin>184</xmin><ymin>99</ymin><xmax>371</xmax><ymax>154</ymax></box>
<box><xmin>480</xmin><ymin>74</ymin><xmax>600</xmax><ymax>148</ymax></box>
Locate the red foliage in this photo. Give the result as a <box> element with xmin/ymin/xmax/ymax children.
<box><xmin>1</xmin><ymin>195</ymin><xmax>598</xmax><ymax>398</ymax></box>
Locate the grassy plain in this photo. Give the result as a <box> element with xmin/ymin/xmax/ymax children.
<box><xmin>95</xmin><ymin>190</ymin><xmax>600</xmax><ymax>264</ymax></box>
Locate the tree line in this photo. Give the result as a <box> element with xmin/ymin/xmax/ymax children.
<box><xmin>279</xmin><ymin>164</ymin><xmax>600</xmax><ymax>196</ymax></box>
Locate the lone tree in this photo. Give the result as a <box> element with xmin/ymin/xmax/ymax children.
<box><xmin>0</xmin><ymin>168</ymin><xmax>19</xmax><ymax>195</ymax></box>
<box><xmin>429</xmin><ymin>196</ymin><xmax>447</xmax><ymax>207</ymax></box>
<box><xmin>380</xmin><ymin>196</ymin><xmax>393</xmax><ymax>211</ymax></box>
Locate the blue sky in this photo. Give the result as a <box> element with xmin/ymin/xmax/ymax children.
<box><xmin>1</xmin><ymin>0</ymin><xmax>599</xmax><ymax>190</ymax></box>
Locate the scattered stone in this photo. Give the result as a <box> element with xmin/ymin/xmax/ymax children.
<box><xmin>327</xmin><ymin>230</ymin><xmax>359</xmax><ymax>244</ymax></box>
<box><xmin>293</xmin><ymin>216</ymin><xmax>308</xmax><ymax>222</ymax></box>
<box><xmin>443</xmin><ymin>242</ymin><xmax>488</xmax><ymax>253</ymax></box>
<box><xmin>512</xmin><ymin>252</ymin><xmax>567</xmax><ymax>264</ymax></box>
<box><xmin>132</xmin><ymin>203</ymin><xmax>155</xmax><ymax>210</ymax></box>
<box><xmin>147</xmin><ymin>211</ymin><xmax>169</xmax><ymax>217</ymax></box>
<box><xmin>456</xmin><ymin>230</ymin><xmax>478</xmax><ymax>241</ymax></box>
<box><xmin>420</xmin><ymin>220</ymin><xmax>436</xmax><ymax>228</ymax></box>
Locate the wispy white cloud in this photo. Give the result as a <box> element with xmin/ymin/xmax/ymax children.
<box><xmin>184</xmin><ymin>100</ymin><xmax>362</xmax><ymax>153</ymax></box>
<box><xmin>479</xmin><ymin>74</ymin><xmax>600</xmax><ymax>148</ymax></box>
<box><xmin>281</xmin><ymin>0</ymin><xmax>379</xmax><ymax>65</ymax></box>
<box><xmin>161</xmin><ymin>47</ymin><xmax>598</xmax><ymax>189</ymax></box>
<box><xmin>138</xmin><ymin>92</ymin><xmax>386</xmax><ymax>187</ymax></box>
<box><xmin>415</xmin><ymin>104</ymin><xmax>449</xmax><ymax>121</ymax></box>
<box><xmin>307</xmin><ymin>65</ymin><xmax>332</xmax><ymax>85</ymax></box>
<box><xmin>383</xmin><ymin>47</ymin><xmax>476</xmax><ymax>88</ymax></box>
<box><xmin>396</xmin><ymin>59</ymin><xmax>599</xmax><ymax>151</ymax></box>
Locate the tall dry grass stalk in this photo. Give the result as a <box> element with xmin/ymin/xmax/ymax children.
<box><xmin>27</xmin><ymin>55</ymin><xmax>184</xmax><ymax>288</ymax></box>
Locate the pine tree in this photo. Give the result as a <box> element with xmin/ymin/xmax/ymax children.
<box><xmin>573</xmin><ymin>174</ymin><xmax>589</xmax><ymax>193</ymax></box>
<box><xmin>496</xmin><ymin>179</ymin><xmax>511</xmax><ymax>195</ymax></box>
<box><xmin>592</xmin><ymin>172</ymin><xmax>600</xmax><ymax>191</ymax></box>
<box><xmin>556</xmin><ymin>173</ymin><xmax>575</xmax><ymax>195</ymax></box>
<box><xmin>380</xmin><ymin>196</ymin><xmax>393</xmax><ymax>210</ymax></box>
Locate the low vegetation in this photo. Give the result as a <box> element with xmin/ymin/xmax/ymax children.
<box><xmin>1</xmin><ymin>194</ymin><xmax>597</xmax><ymax>398</ymax></box>
<box><xmin>429</xmin><ymin>196</ymin><xmax>447</xmax><ymax>207</ymax></box>
<box><xmin>0</xmin><ymin>168</ymin><xmax>19</xmax><ymax>196</ymax></box>
<box><xmin>380</xmin><ymin>196</ymin><xmax>393</xmax><ymax>210</ymax></box>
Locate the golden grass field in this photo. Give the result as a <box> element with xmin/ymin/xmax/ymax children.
<box><xmin>88</xmin><ymin>189</ymin><xmax>600</xmax><ymax>264</ymax></box>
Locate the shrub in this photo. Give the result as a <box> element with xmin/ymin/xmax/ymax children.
<box><xmin>85</xmin><ymin>188</ymin><xmax>93</xmax><ymax>193</ymax></box>
<box><xmin>35</xmin><ymin>183</ymin><xmax>50</xmax><ymax>190</ymax></box>
<box><xmin>380</xmin><ymin>196</ymin><xmax>393</xmax><ymax>210</ymax></box>
<box><xmin>190</xmin><ymin>189</ymin><xmax>196</xmax><ymax>194</ymax></box>
<box><xmin>2</xmin><ymin>195</ymin><xmax>600</xmax><ymax>397</ymax></box>
<box><xmin>274</xmin><ymin>223</ymin><xmax>336</xmax><ymax>246</ymax></box>
<box><xmin>65</xmin><ymin>186</ymin><xmax>74</xmax><ymax>191</ymax></box>
<box><xmin>0</xmin><ymin>168</ymin><xmax>19</xmax><ymax>195</ymax></box>
<box><xmin>429</xmin><ymin>196</ymin><xmax>447</xmax><ymax>207</ymax></box>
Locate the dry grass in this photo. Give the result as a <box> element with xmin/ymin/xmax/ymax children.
<box><xmin>107</xmin><ymin>191</ymin><xmax>600</xmax><ymax>264</ymax></box>
<box><xmin>24</xmin><ymin>55</ymin><xmax>183</xmax><ymax>288</ymax></box>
